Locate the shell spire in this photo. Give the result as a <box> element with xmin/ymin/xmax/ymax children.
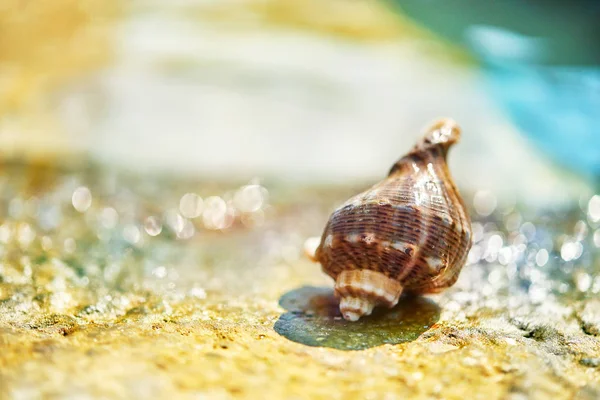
<box><xmin>416</xmin><ymin>118</ymin><xmax>461</xmax><ymax>150</ymax></box>
<box><xmin>310</xmin><ymin>118</ymin><xmax>472</xmax><ymax>321</ymax></box>
<box><xmin>389</xmin><ymin>118</ymin><xmax>461</xmax><ymax>176</ymax></box>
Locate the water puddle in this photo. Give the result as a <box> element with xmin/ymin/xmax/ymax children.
<box><xmin>274</xmin><ymin>286</ymin><xmax>440</xmax><ymax>350</ymax></box>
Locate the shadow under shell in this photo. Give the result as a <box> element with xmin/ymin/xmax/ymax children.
<box><xmin>274</xmin><ymin>286</ymin><xmax>441</xmax><ymax>351</ymax></box>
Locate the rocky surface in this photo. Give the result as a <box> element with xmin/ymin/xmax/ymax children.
<box><xmin>1</xmin><ymin>163</ymin><xmax>600</xmax><ymax>399</ymax></box>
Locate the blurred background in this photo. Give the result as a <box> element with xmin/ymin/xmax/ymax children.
<box><xmin>1</xmin><ymin>0</ymin><xmax>598</xmax><ymax>206</ymax></box>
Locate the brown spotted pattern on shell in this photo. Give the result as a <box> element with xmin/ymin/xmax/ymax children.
<box><xmin>312</xmin><ymin>119</ymin><xmax>472</xmax><ymax>321</ymax></box>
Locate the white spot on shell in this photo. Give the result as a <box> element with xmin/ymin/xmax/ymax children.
<box><xmin>346</xmin><ymin>234</ymin><xmax>360</xmax><ymax>243</ymax></box>
<box><xmin>441</xmin><ymin>214</ymin><xmax>453</xmax><ymax>226</ymax></box>
<box><xmin>363</xmin><ymin>233</ymin><xmax>376</xmax><ymax>244</ymax></box>
<box><xmin>392</xmin><ymin>242</ymin><xmax>410</xmax><ymax>252</ymax></box>
<box><xmin>343</xmin><ymin>196</ymin><xmax>363</xmax><ymax>208</ymax></box>
<box><xmin>365</xmin><ymin>188</ymin><xmax>380</xmax><ymax>200</ymax></box>
<box><xmin>427</xmin><ymin>162</ymin><xmax>436</xmax><ymax>176</ymax></box>
<box><xmin>394</xmin><ymin>205</ymin><xmax>415</xmax><ymax>213</ymax></box>
<box><xmin>414</xmin><ymin>192</ymin><xmax>426</xmax><ymax>206</ymax></box>
<box><xmin>426</xmin><ymin>257</ymin><xmax>444</xmax><ymax>273</ymax></box>
<box><xmin>324</xmin><ymin>235</ymin><xmax>334</xmax><ymax>248</ymax></box>
<box><xmin>351</xmin><ymin>281</ymin><xmax>399</xmax><ymax>304</ymax></box>
<box><xmin>465</xmin><ymin>229</ymin><xmax>471</xmax><ymax>242</ymax></box>
<box><xmin>430</xmin><ymin>195</ymin><xmax>444</xmax><ymax>205</ymax></box>
<box><xmin>432</xmin><ymin>126</ymin><xmax>453</xmax><ymax>142</ymax></box>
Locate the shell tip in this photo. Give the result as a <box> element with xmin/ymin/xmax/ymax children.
<box><xmin>418</xmin><ymin>118</ymin><xmax>461</xmax><ymax>149</ymax></box>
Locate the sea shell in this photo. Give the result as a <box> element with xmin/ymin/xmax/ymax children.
<box><xmin>310</xmin><ymin>119</ymin><xmax>472</xmax><ymax>321</ymax></box>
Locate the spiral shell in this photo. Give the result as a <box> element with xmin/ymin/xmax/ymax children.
<box><xmin>311</xmin><ymin>119</ymin><xmax>472</xmax><ymax>321</ymax></box>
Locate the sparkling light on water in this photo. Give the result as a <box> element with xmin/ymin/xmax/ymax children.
<box><xmin>164</xmin><ymin>209</ymin><xmax>185</xmax><ymax>234</ymax></box>
<box><xmin>189</xmin><ymin>287</ymin><xmax>207</xmax><ymax>299</ymax></box>
<box><xmin>179</xmin><ymin>193</ymin><xmax>203</xmax><ymax>219</ymax></box>
<box><xmin>17</xmin><ymin>223</ymin><xmax>35</xmax><ymax>247</ymax></box>
<box><xmin>471</xmin><ymin>222</ymin><xmax>484</xmax><ymax>243</ymax></box>
<box><xmin>535</xmin><ymin>249</ymin><xmax>549</xmax><ymax>267</ymax></box>
<box><xmin>241</xmin><ymin>209</ymin><xmax>265</xmax><ymax>228</ymax></box>
<box><xmin>144</xmin><ymin>216</ymin><xmax>162</xmax><ymax>237</ymax></box>
<box><xmin>152</xmin><ymin>266</ymin><xmax>167</xmax><ymax>279</ymax></box>
<box><xmin>176</xmin><ymin>219</ymin><xmax>195</xmax><ymax>240</ymax></box>
<box><xmin>473</xmin><ymin>190</ymin><xmax>497</xmax><ymax>217</ymax></box>
<box><xmin>72</xmin><ymin>186</ymin><xmax>92</xmax><ymax>212</ymax></box>
<box><xmin>0</xmin><ymin>223</ymin><xmax>11</xmax><ymax>243</ymax></box>
<box><xmin>574</xmin><ymin>220</ymin><xmax>589</xmax><ymax>241</ymax></box>
<box><xmin>588</xmin><ymin>195</ymin><xmax>600</xmax><ymax>222</ymax></box>
<box><xmin>234</xmin><ymin>185</ymin><xmax>267</xmax><ymax>213</ymax></box>
<box><xmin>64</xmin><ymin>238</ymin><xmax>76</xmax><ymax>253</ymax></box>
<box><xmin>561</xmin><ymin>241</ymin><xmax>583</xmax><ymax>262</ymax></box>
<box><xmin>575</xmin><ymin>271</ymin><xmax>592</xmax><ymax>292</ymax></box>
<box><xmin>520</xmin><ymin>222</ymin><xmax>536</xmax><ymax>241</ymax></box>
<box><xmin>8</xmin><ymin>198</ymin><xmax>23</xmax><ymax>218</ymax></box>
<box><xmin>123</xmin><ymin>225</ymin><xmax>141</xmax><ymax>244</ymax></box>
<box><xmin>100</xmin><ymin>207</ymin><xmax>119</xmax><ymax>229</ymax></box>
<box><xmin>203</xmin><ymin>196</ymin><xmax>228</xmax><ymax>230</ymax></box>
<box><xmin>41</xmin><ymin>236</ymin><xmax>53</xmax><ymax>251</ymax></box>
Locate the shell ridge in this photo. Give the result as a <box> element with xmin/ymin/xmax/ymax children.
<box><xmin>425</xmin><ymin>147</ymin><xmax>462</xmax><ymax>285</ymax></box>
<box><xmin>393</xmin><ymin>180</ymin><xmax>430</xmax><ymax>282</ymax></box>
<box><xmin>428</xmin><ymin>149</ymin><xmax>471</xmax><ymax>287</ymax></box>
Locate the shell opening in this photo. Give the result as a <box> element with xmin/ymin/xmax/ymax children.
<box><xmin>334</xmin><ymin>270</ymin><xmax>403</xmax><ymax>321</ymax></box>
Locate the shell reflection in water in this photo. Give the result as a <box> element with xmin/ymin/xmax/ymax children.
<box><xmin>309</xmin><ymin>119</ymin><xmax>472</xmax><ymax>321</ymax></box>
